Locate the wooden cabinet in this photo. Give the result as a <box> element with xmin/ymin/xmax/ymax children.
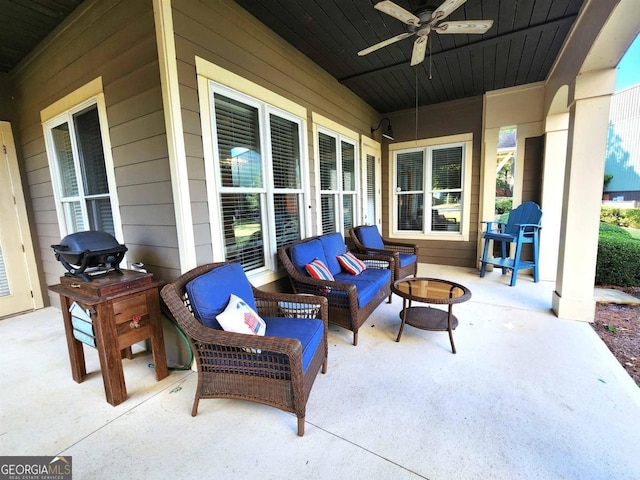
<box><xmin>49</xmin><ymin>270</ymin><xmax>169</xmax><ymax>406</ymax></box>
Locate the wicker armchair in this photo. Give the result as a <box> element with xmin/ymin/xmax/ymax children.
<box><xmin>278</xmin><ymin>233</ymin><xmax>393</xmax><ymax>346</ymax></box>
<box><xmin>160</xmin><ymin>262</ymin><xmax>328</xmax><ymax>436</ymax></box>
<box><xmin>349</xmin><ymin>225</ymin><xmax>418</xmax><ymax>281</ymax></box>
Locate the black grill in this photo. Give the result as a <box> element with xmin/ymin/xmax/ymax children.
<box><xmin>51</xmin><ymin>231</ymin><xmax>128</xmax><ymax>282</ymax></box>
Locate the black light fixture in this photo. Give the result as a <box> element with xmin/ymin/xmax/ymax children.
<box><xmin>371</xmin><ymin>117</ymin><xmax>394</xmax><ymax>140</ymax></box>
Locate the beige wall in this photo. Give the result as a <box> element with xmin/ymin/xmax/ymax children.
<box><xmin>7</xmin><ymin>0</ymin><xmax>176</xmax><ymax>306</ymax></box>
<box><xmin>383</xmin><ymin>96</ymin><xmax>483</xmax><ymax>267</ymax></box>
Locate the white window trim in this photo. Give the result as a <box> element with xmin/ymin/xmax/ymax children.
<box><xmin>40</xmin><ymin>78</ymin><xmax>124</xmax><ymax>243</ymax></box>
<box><xmin>312</xmin><ymin>113</ymin><xmax>361</xmax><ymax>235</ymax></box>
<box><xmin>196</xmin><ymin>57</ymin><xmax>310</xmax><ymax>286</ymax></box>
<box><xmin>389</xmin><ymin>133</ymin><xmax>473</xmax><ymax>242</ymax></box>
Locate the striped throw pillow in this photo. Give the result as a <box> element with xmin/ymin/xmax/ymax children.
<box><xmin>337</xmin><ymin>252</ymin><xmax>367</xmax><ymax>275</ymax></box>
<box><xmin>305</xmin><ymin>259</ymin><xmax>334</xmax><ymax>281</ymax></box>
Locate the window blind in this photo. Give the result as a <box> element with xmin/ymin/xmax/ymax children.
<box><xmin>51</xmin><ymin>123</ymin><xmax>78</xmax><ymax>197</ymax></box>
<box><xmin>341</xmin><ymin>141</ymin><xmax>355</xmax><ymax>191</ymax></box>
<box><xmin>221</xmin><ymin>193</ymin><xmax>265</xmax><ymax>271</ymax></box>
<box><xmin>214</xmin><ymin>94</ymin><xmax>263</xmax><ymax>189</ymax></box>
<box><xmin>319</xmin><ymin>132</ymin><xmax>337</xmax><ymax>191</ymax></box>
<box><xmin>270</xmin><ymin>115</ymin><xmax>300</xmax><ymax>190</ymax></box>
<box><xmin>74</xmin><ymin>106</ymin><xmax>108</xmax><ymax>196</ymax></box>
<box><xmin>366</xmin><ymin>154</ymin><xmax>376</xmax><ymax>224</ymax></box>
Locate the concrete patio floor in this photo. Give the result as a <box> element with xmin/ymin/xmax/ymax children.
<box><xmin>2</xmin><ymin>264</ymin><xmax>640</xmax><ymax>479</ymax></box>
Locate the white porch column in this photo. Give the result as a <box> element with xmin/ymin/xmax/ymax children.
<box><xmin>539</xmin><ymin>113</ymin><xmax>569</xmax><ymax>282</ymax></box>
<box><xmin>552</xmin><ymin>69</ymin><xmax>616</xmax><ymax>321</ymax></box>
<box><xmin>477</xmin><ymin>127</ymin><xmax>500</xmax><ymax>268</ymax></box>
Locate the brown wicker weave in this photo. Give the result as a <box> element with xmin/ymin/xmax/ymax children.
<box><xmin>278</xmin><ymin>235</ymin><xmax>393</xmax><ymax>346</ymax></box>
<box><xmin>160</xmin><ymin>262</ymin><xmax>328</xmax><ymax>436</ymax></box>
<box><xmin>349</xmin><ymin>226</ymin><xmax>418</xmax><ymax>281</ymax></box>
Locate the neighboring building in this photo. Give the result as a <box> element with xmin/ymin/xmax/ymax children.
<box><xmin>604</xmin><ymin>83</ymin><xmax>640</xmax><ymax>201</ymax></box>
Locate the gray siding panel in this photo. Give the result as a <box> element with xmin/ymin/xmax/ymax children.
<box><xmin>8</xmin><ymin>0</ymin><xmax>177</xmax><ymax>303</ymax></box>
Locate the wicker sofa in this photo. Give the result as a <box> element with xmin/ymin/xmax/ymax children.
<box><xmin>278</xmin><ymin>232</ymin><xmax>393</xmax><ymax>346</ymax></box>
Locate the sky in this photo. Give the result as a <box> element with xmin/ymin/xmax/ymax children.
<box><xmin>615</xmin><ymin>32</ymin><xmax>640</xmax><ymax>91</ymax></box>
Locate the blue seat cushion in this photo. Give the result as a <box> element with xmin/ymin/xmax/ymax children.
<box><xmin>319</xmin><ymin>232</ymin><xmax>347</xmax><ymax>275</ymax></box>
<box><xmin>398</xmin><ymin>253</ymin><xmax>417</xmax><ymax>268</ymax></box>
<box><xmin>357</xmin><ymin>225</ymin><xmax>385</xmax><ymax>249</ymax></box>
<box><xmin>290</xmin><ymin>239</ymin><xmax>327</xmax><ymax>276</ymax></box>
<box><xmin>264</xmin><ymin>317</ymin><xmax>324</xmax><ymax>372</ymax></box>
<box><xmin>334</xmin><ymin>269</ymin><xmax>391</xmax><ymax>308</ymax></box>
<box><xmin>483</xmin><ymin>232</ymin><xmax>516</xmax><ymax>242</ymax></box>
<box><xmin>186</xmin><ymin>263</ymin><xmax>256</xmax><ymax>330</ymax></box>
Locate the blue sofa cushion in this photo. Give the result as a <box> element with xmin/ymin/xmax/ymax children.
<box><xmin>357</xmin><ymin>225</ymin><xmax>385</xmax><ymax>249</ymax></box>
<box><xmin>399</xmin><ymin>253</ymin><xmax>417</xmax><ymax>267</ymax></box>
<box><xmin>334</xmin><ymin>268</ymin><xmax>391</xmax><ymax>308</ymax></box>
<box><xmin>290</xmin><ymin>239</ymin><xmax>327</xmax><ymax>276</ymax></box>
<box><xmin>264</xmin><ymin>317</ymin><xmax>324</xmax><ymax>372</ymax></box>
<box><xmin>186</xmin><ymin>263</ymin><xmax>256</xmax><ymax>330</ymax></box>
<box><xmin>319</xmin><ymin>232</ymin><xmax>347</xmax><ymax>275</ymax></box>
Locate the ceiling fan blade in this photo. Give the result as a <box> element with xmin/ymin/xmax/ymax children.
<box><xmin>358</xmin><ymin>31</ymin><xmax>414</xmax><ymax>56</ymax></box>
<box><xmin>410</xmin><ymin>35</ymin><xmax>428</xmax><ymax>66</ymax></box>
<box><xmin>434</xmin><ymin>20</ymin><xmax>494</xmax><ymax>35</ymax></box>
<box><xmin>374</xmin><ymin>1</ymin><xmax>421</xmax><ymax>27</ymax></box>
<box><xmin>431</xmin><ymin>0</ymin><xmax>467</xmax><ymax>23</ymax></box>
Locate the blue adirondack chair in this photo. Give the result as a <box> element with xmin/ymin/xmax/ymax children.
<box><xmin>479</xmin><ymin>201</ymin><xmax>542</xmax><ymax>286</ymax></box>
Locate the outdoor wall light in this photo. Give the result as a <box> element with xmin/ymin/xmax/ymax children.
<box><xmin>371</xmin><ymin>117</ymin><xmax>394</xmax><ymax>140</ymax></box>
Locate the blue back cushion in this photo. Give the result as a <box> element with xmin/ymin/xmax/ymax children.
<box><xmin>186</xmin><ymin>263</ymin><xmax>256</xmax><ymax>329</ymax></box>
<box><xmin>319</xmin><ymin>232</ymin><xmax>346</xmax><ymax>275</ymax></box>
<box><xmin>357</xmin><ymin>225</ymin><xmax>385</xmax><ymax>249</ymax></box>
<box><xmin>290</xmin><ymin>239</ymin><xmax>327</xmax><ymax>275</ymax></box>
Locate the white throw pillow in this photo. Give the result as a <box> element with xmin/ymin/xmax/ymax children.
<box><xmin>216</xmin><ymin>294</ymin><xmax>266</xmax><ymax>337</ymax></box>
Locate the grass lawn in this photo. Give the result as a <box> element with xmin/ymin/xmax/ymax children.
<box><xmin>623</xmin><ymin>227</ymin><xmax>640</xmax><ymax>240</ymax></box>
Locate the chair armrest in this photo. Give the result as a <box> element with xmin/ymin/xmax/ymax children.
<box><xmin>160</xmin><ymin>282</ymin><xmax>305</xmax><ymax>358</ymax></box>
<box><xmin>482</xmin><ymin>221</ymin><xmax>506</xmax><ymax>233</ymax></box>
<box><xmin>351</xmin><ymin>252</ymin><xmax>395</xmax><ymax>272</ymax></box>
<box><xmin>381</xmin><ymin>239</ymin><xmax>418</xmax><ymax>255</ymax></box>
<box><xmin>252</xmin><ymin>289</ymin><xmax>328</xmax><ymax>324</ymax></box>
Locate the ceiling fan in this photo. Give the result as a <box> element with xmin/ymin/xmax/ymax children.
<box><xmin>358</xmin><ymin>0</ymin><xmax>494</xmax><ymax>66</ymax></box>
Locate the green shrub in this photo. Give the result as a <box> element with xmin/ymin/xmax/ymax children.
<box><xmin>596</xmin><ymin>222</ymin><xmax>640</xmax><ymax>286</ymax></box>
<box><xmin>600</xmin><ymin>207</ymin><xmax>640</xmax><ymax>228</ymax></box>
<box><xmin>495</xmin><ymin>198</ymin><xmax>513</xmax><ymax>215</ymax></box>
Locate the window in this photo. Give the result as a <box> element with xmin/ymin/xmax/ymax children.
<box><xmin>210</xmin><ymin>84</ymin><xmax>306</xmax><ymax>273</ymax></box>
<box><xmin>44</xmin><ymin>99</ymin><xmax>117</xmax><ymax>237</ymax></box>
<box><xmin>393</xmin><ymin>141</ymin><xmax>468</xmax><ymax>235</ymax></box>
<box><xmin>318</xmin><ymin>128</ymin><xmax>359</xmax><ymax>234</ymax></box>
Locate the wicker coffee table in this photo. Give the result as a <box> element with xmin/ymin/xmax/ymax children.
<box><xmin>391</xmin><ymin>278</ymin><xmax>471</xmax><ymax>354</ymax></box>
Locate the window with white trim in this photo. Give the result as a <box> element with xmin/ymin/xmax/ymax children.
<box><xmin>45</xmin><ymin>101</ymin><xmax>116</xmax><ymax>236</ymax></box>
<box><xmin>318</xmin><ymin>128</ymin><xmax>359</xmax><ymax>234</ymax></box>
<box><xmin>209</xmin><ymin>84</ymin><xmax>306</xmax><ymax>273</ymax></box>
<box><xmin>394</xmin><ymin>142</ymin><xmax>466</xmax><ymax>234</ymax></box>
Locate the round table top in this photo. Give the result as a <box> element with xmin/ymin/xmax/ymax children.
<box><xmin>391</xmin><ymin>277</ymin><xmax>472</xmax><ymax>304</ymax></box>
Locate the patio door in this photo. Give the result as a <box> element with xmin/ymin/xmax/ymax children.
<box><xmin>0</xmin><ymin>122</ymin><xmax>38</xmax><ymax>318</ymax></box>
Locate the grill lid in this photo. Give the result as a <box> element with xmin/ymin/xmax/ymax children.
<box><xmin>51</xmin><ymin>231</ymin><xmax>128</xmax><ymax>282</ymax></box>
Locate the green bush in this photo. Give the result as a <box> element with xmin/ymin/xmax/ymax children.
<box><xmin>600</xmin><ymin>207</ymin><xmax>640</xmax><ymax>228</ymax></box>
<box><xmin>495</xmin><ymin>198</ymin><xmax>513</xmax><ymax>215</ymax></box>
<box><xmin>596</xmin><ymin>222</ymin><xmax>640</xmax><ymax>286</ymax></box>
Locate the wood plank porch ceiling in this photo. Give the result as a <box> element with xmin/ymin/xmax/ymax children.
<box><xmin>233</xmin><ymin>0</ymin><xmax>585</xmax><ymax>113</ymax></box>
